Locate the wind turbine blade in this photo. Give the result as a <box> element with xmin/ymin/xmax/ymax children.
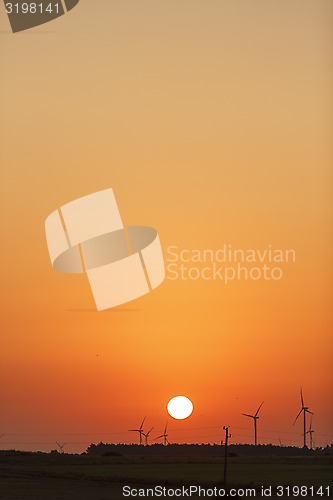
<box><xmin>147</xmin><ymin>427</ymin><xmax>154</xmax><ymax>435</ymax></box>
<box><xmin>155</xmin><ymin>435</ymin><xmax>164</xmax><ymax>440</ymax></box>
<box><xmin>293</xmin><ymin>409</ymin><xmax>303</xmax><ymax>425</ymax></box>
<box><xmin>140</xmin><ymin>417</ymin><xmax>146</xmax><ymax>430</ymax></box>
<box><xmin>300</xmin><ymin>388</ymin><xmax>304</xmax><ymax>407</ymax></box>
<box><xmin>242</xmin><ymin>413</ymin><xmax>254</xmax><ymax>419</ymax></box>
<box><xmin>255</xmin><ymin>401</ymin><xmax>264</xmax><ymax>417</ymax></box>
<box><xmin>306</xmin><ymin>410</ymin><xmax>314</xmax><ymax>415</ymax></box>
<box><xmin>309</xmin><ymin>417</ymin><xmax>313</xmax><ymax>430</ymax></box>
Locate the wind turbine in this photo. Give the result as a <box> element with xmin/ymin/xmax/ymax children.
<box><xmin>143</xmin><ymin>427</ymin><xmax>154</xmax><ymax>446</ymax></box>
<box><xmin>305</xmin><ymin>416</ymin><xmax>315</xmax><ymax>450</ymax></box>
<box><xmin>277</xmin><ymin>434</ymin><xmax>283</xmax><ymax>447</ymax></box>
<box><xmin>56</xmin><ymin>442</ymin><xmax>66</xmax><ymax>454</ymax></box>
<box><xmin>242</xmin><ymin>401</ymin><xmax>264</xmax><ymax>446</ymax></box>
<box><xmin>129</xmin><ymin>417</ymin><xmax>146</xmax><ymax>445</ymax></box>
<box><xmin>155</xmin><ymin>421</ymin><xmax>169</xmax><ymax>446</ymax></box>
<box><xmin>293</xmin><ymin>388</ymin><xmax>313</xmax><ymax>448</ymax></box>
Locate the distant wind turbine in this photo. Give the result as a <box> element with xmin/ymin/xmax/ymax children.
<box><xmin>305</xmin><ymin>416</ymin><xmax>315</xmax><ymax>450</ymax></box>
<box><xmin>129</xmin><ymin>417</ymin><xmax>146</xmax><ymax>445</ymax></box>
<box><xmin>56</xmin><ymin>442</ymin><xmax>66</xmax><ymax>454</ymax></box>
<box><xmin>242</xmin><ymin>401</ymin><xmax>264</xmax><ymax>446</ymax></box>
<box><xmin>293</xmin><ymin>388</ymin><xmax>313</xmax><ymax>448</ymax></box>
<box><xmin>155</xmin><ymin>421</ymin><xmax>169</xmax><ymax>446</ymax></box>
<box><xmin>143</xmin><ymin>427</ymin><xmax>154</xmax><ymax>446</ymax></box>
<box><xmin>277</xmin><ymin>434</ymin><xmax>283</xmax><ymax>447</ymax></box>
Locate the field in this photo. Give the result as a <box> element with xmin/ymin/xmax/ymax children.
<box><xmin>0</xmin><ymin>452</ymin><xmax>332</xmax><ymax>500</ymax></box>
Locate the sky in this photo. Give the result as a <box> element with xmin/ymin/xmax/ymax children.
<box><xmin>0</xmin><ymin>0</ymin><xmax>332</xmax><ymax>453</ymax></box>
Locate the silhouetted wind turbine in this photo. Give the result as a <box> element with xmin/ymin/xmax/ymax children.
<box><xmin>305</xmin><ymin>416</ymin><xmax>315</xmax><ymax>450</ymax></box>
<box><xmin>155</xmin><ymin>421</ymin><xmax>169</xmax><ymax>446</ymax></box>
<box><xmin>143</xmin><ymin>427</ymin><xmax>154</xmax><ymax>446</ymax></box>
<box><xmin>242</xmin><ymin>401</ymin><xmax>264</xmax><ymax>446</ymax></box>
<box><xmin>56</xmin><ymin>442</ymin><xmax>66</xmax><ymax>454</ymax></box>
<box><xmin>129</xmin><ymin>417</ymin><xmax>146</xmax><ymax>445</ymax></box>
<box><xmin>293</xmin><ymin>388</ymin><xmax>313</xmax><ymax>448</ymax></box>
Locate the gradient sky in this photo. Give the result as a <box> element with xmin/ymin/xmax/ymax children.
<box><xmin>0</xmin><ymin>0</ymin><xmax>332</xmax><ymax>453</ymax></box>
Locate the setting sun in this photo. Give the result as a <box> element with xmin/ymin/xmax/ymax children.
<box><xmin>167</xmin><ymin>396</ymin><xmax>193</xmax><ymax>420</ymax></box>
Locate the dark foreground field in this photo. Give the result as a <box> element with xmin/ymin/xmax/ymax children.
<box><xmin>0</xmin><ymin>452</ymin><xmax>332</xmax><ymax>500</ymax></box>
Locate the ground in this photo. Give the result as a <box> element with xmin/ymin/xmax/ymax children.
<box><xmin>0</xmin><ymin>453</ymin><xmax>332</xmax><ymax>499</ymax></box>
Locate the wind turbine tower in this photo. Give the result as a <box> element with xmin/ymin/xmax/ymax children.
<box><xmin>242</xmin><ymin>401</ymin><xmax>264</xmax><ymax>446</ymax></box>
<box><xmin>305</xmin><ymin>417</ymin><xmax>315</xmax><ymax>450</ymax></box>
<box><xmin>155</xmin><ymin>422</ymin><xmax>169</xmax><ymax>446</ymax></box>
<box><xmin>129</xmin><ymin>417</ymin><xmax>146</xmax><ymax>445</ymax></box>
<box><xmin>293</xmin><ymin>388</ymin><xmax>313</xmax><ymax>448</ymax></box>
<box><xmin>143</xmin><ymin>427</ymin><xmax>154</xmax><ymax>446</ymax></box>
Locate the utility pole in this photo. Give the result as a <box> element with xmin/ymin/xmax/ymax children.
<box><xmin>223</xmin><ymin>426</ymin><xmax>231</xmax><ymax>486</ymax></box>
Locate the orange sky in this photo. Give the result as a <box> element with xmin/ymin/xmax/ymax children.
<box><xmin>0</xmin><ymin>0</ymin><xmax>332</xmax><ymax>453</ymax></box>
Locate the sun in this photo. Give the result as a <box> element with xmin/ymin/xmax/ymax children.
<box><xmin>167</xmin><ymin>396</ymin><xmax>193</xmax><ymax>420</ymax></box>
